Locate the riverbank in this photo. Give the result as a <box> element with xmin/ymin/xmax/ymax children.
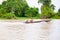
<box><xmin>0</xmin><ymin>19</ymin><xmax>49</xmax><ymax>22</ymax></box>
<box><xmin>0</xmin><ymin>19</ymin><xmax>59</xmax><ymax>22</ymax></box>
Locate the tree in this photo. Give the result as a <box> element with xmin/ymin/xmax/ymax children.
<box><xmin>38</xmin><ymin>0</ymin><xmax>51</xmax><ymax>6</ymax></box>
<box><xmin>2</xmin><ymin>0</ymin><xmax>29</xmax><ymax>17</ymax></box>
<box><xmin>57</xmin><ymin>8</ymin><xmax>60</xmax><ymax>16</ymax></box>
<box><xmin>58</xmin><ymin>8</ymin><xmax>60</xmax><ymax>13</ymax></box>
<box><xmin>50</xmin><ymin>4</ymin><xmax>55</xmax><ymax>11</ymax></box>
<box><xmin>7</xmin><ymin>0</ymin><xmax>29</xmax><ymax>17</ymax></box>
<box><xmin>38</xmin><ymin>0</ymin><xmax>55</xmax><ymax>19</ymax></box>
<box><xmin>0</xmin><ymin>0</ymin><xmax>39</xmax><ymax>19</ymax></box>
<box><xmin>40</xmin><ymin>5</ymin><xmax>54</xmax><ymax>19</ymax></box>
<box><xmin>25</xmin><ymin>8</ymin><xmax>38</xmax><ymax>17</ymax></box>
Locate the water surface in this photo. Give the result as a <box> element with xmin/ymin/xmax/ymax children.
<box><xmin>0</xmin><ymin>20</ymin><xmax>60</xmax><ymax>40</ymax></box>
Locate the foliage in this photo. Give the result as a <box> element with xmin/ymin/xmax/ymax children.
<box><xmin>50</xmin><ymin>4</ymin><xmax>55</xmax><ymax>11</ymax></box>
<box><xmin>38</xmin><ymin>0</ymin><xmax>56</xmax><ymax>19</ymax></box>
<box><xmin>38</xmin><ymin>0</ymin><xmax>51</xmax><ymax>6</ymax></box>
<box><xmin>25</xmin><ymin>8</ymin><xmax>38</xmax><ymax>17</ymax></box>
<box><xmin>0</xmin><ymin>0</ymin><xmax>39</xmax><ymax>19</ymax></box>
<box><xmin>40</xmin><ymin>5</ymin><xmax>54</xmax><ymax>19</ymax></box>
<box><xmin>58</xmin><ymin>8</ymin><xmax>60</xmax><ymax>14</ymax></box>
<box><xmin>1</xmin><ymin>12</ymin><xmax>16</xmax><ymax>19</ymax></box>
<box><xmin>0</xmin><ymin>0</ymin><xmax>60</xmax><ymax>19</ymax></box>
<box><xmin>51</xmin><ymin>9</ymin><xmax>60</xmax><ymax>19</ymax></box>
<box><xmin>51</xmin><ymin>13</ymin><xmax>60</xmax><ymax>19</ymax></box>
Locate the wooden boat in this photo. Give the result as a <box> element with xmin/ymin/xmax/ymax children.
<box><xmin>41</xmin><ymin>19</ymin><xmax>51</xmax><ymax>22</ymax></box>
<box><xmin>25</xmin><ymin>19</ymin><xmax>51</xmax><ymax>23</ymax></box>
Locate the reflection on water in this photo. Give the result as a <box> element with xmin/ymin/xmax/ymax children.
<box><xmin>0</xmin><ymin>20</ymin><xmax>60</xmax><ymax>40</ymax></box>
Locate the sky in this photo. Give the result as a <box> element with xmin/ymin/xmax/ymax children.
<box><xmin>51</xmin><ymin>0</ymin><xmax>60</xmax><ymax>12</ymax></box>
<box><xmin>26</xmin><ymin>0</ymin><xmax>60</xmax><ymax>13</ymax></box>
<box><xmin>0</xmin><ymin>0</ymin><xmax>60</xmax><ymax>13</ymax></box>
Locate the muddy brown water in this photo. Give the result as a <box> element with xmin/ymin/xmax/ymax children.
<box><xmin>0</xmin><ymin>20</ymin><xmax>60</xmax><ymax>40</ymax></box>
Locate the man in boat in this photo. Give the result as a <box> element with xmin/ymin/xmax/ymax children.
<box><xmin>25</xmin><ymin>18</ymin><xmax>33</xmax><ymax>23</ymax></box>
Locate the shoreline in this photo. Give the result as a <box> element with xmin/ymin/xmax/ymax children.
<box><xmin>0</xmin><ymin>19</ymin><xmax>60</xmax><ymax>22</ymax></box>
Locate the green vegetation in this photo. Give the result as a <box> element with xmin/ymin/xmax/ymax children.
<box><xmin>0</xmin><ymin>0</ymin><xmax>60</xmax><ymax>19</ymax></box>
<box><xmin>38</xmin><ymin>0</ymin><xmax>60</xmax><ymax>19</ymax></box>
<box><xmin>0</xmin><ymin>0</ymin><xmax>39</xmax><ymax>19</ymax></box>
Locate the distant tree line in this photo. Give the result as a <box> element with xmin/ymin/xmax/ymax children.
<box><xmin>0</xmin><ymin>0</ymin><xmax>38</xmax><ymax>19</ymax></box>
<box><xmin>0</xmin><ymin>0</ymin><xmax>60</xmax><ymax>19</ymax></box>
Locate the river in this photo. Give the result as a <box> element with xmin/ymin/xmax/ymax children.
<box><xmin>0</xmin><ymin>20</ymin><xmax>60</xmax><ymax>40</ymax></box>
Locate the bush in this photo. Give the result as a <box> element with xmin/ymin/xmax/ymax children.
<box><xmin>41</xmin><ymin>5</ymin><xmax>55</xmax><ymax>19</ymax></box>
<box><xmin>51</xmin><ymin>14</ymin><xmax>60</xmax><ymax>19</ymax></box>
<box><xmin>25</xmin><ymin>8</ymin><xmax>38</xmax><ymax>17</ymax></box>
<box><xmin>2</xmin><ymin>12</ymin><xmax>16</xmax><ymax>19</ymax></box>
